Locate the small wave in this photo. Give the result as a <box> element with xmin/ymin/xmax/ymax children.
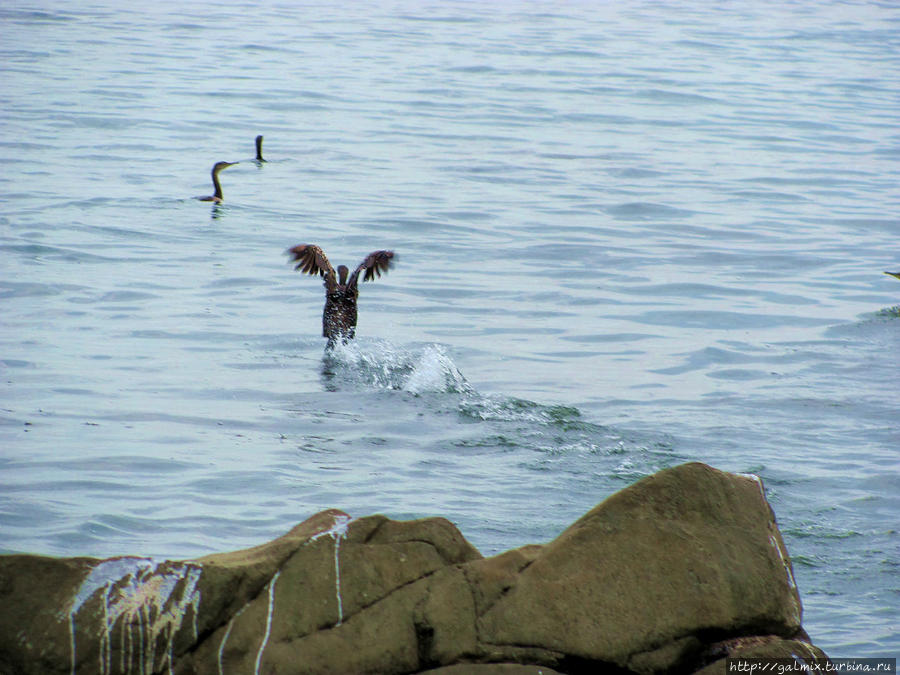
<box><xmin>454</xmin><ymin>391</ymin><xmax>677</xmax><ymax>472</ymax></box>
<box><xmin>321</xmin><ymin>340</ymin><xmax>470</xmax><ymax>394</ymax></box>
<box><xmin>457</xmin><ymin>394</ymin><xmax>581</xmax><ymax>428</ymax></box>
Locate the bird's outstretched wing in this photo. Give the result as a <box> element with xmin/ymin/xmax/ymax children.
<box><xmin>287</xmin><ymin>244</ymin><xmax>337</xmax><ymax>292</ymax></box>
<box><xmin>348</xmin><ymin>250</ymin><xmax>395</xmax><ymax>289</ymax></box>
<box><xmin>885</xmin><ymin>271</ymin><xmax>900</xmax><ymax>280</ymax></box>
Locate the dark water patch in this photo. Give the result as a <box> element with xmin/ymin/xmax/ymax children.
<box><xmin>560</xmin><ymin>332</ymin><xmax>663</xmax><ymax>344</ymax></box>
<box><xmin>706</xmin><ymin>368</ymin><xmax>771</xmax><ymax>381</ymax></box>
<box><xmin>0</xmin><ymin>9</ymin><xmax>75</xmax><ymax>22</ymax></box>
<box><xmin>129</xmin><ymin>328</ymin><xmax>251</xmax><ymax>342</ymax></box>
<box><xmin>0</xmin><ymin>359</ymin><xmax>35</xmax><ymax>370</ymax></box>
<box><xmin>433</xmin><ymin>210</ymin><xmax>496</xmax><ymax>222</ymax></box>
<box><xmin>0</xmin><ymin>281</ymin><xmax>86</xmax><ymax>299</ymax></box>
<box><xmin>1</xmin><ymin>49</ymin><xmax>54</xmax><ymax>63</ymax></box>
<box><xmin>0</xmin><ymin>243</ymin><xmax>117</xmax><ymax>262</ymax></box>
<box><xmin>161</xmin><ymin>22</ymin><xmax>206</xmax><ymax>32</ymax></box>
<box><xmin>625</xmin><ymin>282</ymin><xmax>753</xmax><ymax>299</ymax></box>
<box><xmin>558</xmin><ymin>111</ymin><xmax>688</xmax><ymax>128</ymax></box>
<box><xmin>625</xmin><ymin>310</ymin><xmax>837</xmax><ymax>331</ymax></box>
<box><xmin>396</xmin><ymin>14</ymin><xmax>482</xmax><ymax>24</ymax></box>
<box><xmin>544</xmin><ymin>48</ymin><xmax>607</xmax><ymax>60</ymax></box>
<box><xmin>239</xmin><ymin>43</ymin><xmax>283</xmax><ymax>52</ymax></box>
<box><xmin>815</xmin><ymin>217</ymin><xmax>900</xmax><ymax>234</ymax></box>
<box><xmin>605</xmin><ymin>202</ymin><xmax>696</xmax><ymax>220</ymax></box>
<box><xmin>204</xmin><ymin>276</ymin><xmax>271</xmax><ymax>289</ymax></box>
<box><xmin>8</xmin><ymin>453</ymin><xmax>201</xmax><ymax>475</ymax></box>
<box><xmin>607</xmin><ymin>167</ymin><xmax>666</xmax><ymax>179</ymax></box>
<box><xmin>739</xmin><ymin>175</ymin><xmax>869</xmax><ymax>188</ymax></box>
<box><xmin>634</xmin><ymin>88</ymin><xmax>724</xmax><ymax>105</ymax></box>
<box><xmin>95</xmin><ymin>290</ymin><xmax>157</xmax><ymax>303</ymax></box>
<box><xmin>445</xmin><ymin>65</ymin><xmax>497</xmax><ymax>74</ymax></box>
<box><xmin>51</xmin><ymin>388</ymin><xmax>100</xmax><ymax>396</ymax></box>
<box><xmin>453</xmin><ymin>435</ymin><xmax>520</xmax><ymax>450</ymax></box>
<box><xmin>649</xmin><ymin>344</ymin><xmax>831</xmax><ymax>376</ymax></box>
<box><xmin>729</xmin><ymin>189</ymin><xmax>809</xmax><ymax>202</ymax></box>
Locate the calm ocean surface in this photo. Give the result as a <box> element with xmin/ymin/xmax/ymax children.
<box><xmin>1</xmin><ymin>0</ymin><xmax>898</xmax><ymax>659</ymax></box>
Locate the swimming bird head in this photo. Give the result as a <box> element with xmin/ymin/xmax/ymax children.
<box><xmin>337</xmin><ymin>265</ymin><xmax>349</xmax><ymax>287</ymax></box>
<box><xmin>196</xmin><ymin>161</ymin><xmax>238</xmax><ymax>203</ymax></box>
<box><xmin>213</xmin><ymin>161</ymin><xmax>238</xmax><ymax>175</ymax></box>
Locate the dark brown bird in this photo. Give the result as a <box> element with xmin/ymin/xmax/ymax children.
<box><xmin>287</xmin><ymin>244</ymin><xmax>395</xmax><ymax>344</ymax></box>
<box><xmin>196</xmin><ymin>161</ymin><xmax>238</xmax><ymax>203</ymax></box>
<box><xmin>255</xmin><ymin>135</ymin><xmax>266</xmax><ymax>162</ymax></box>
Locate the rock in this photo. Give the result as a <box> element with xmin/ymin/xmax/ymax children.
<box><xmin>0</xmin><ymin>462</ymin><xmax>826</xmax><ymax>674</ymax></box>
<box><xmin>693</xmin><ymin>634</ymin><xmax>830</xmax><ymax>675</ymax></box>
<box><xmin>476</xmin><ymin>461</ymin><xmax>804</xmax><ymax>672</ymax></box>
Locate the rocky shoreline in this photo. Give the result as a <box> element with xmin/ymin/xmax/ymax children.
<box><xmin>0</xmin><ymin>462</ymin><xmax>827</xmax><ymax>674</ymax></box>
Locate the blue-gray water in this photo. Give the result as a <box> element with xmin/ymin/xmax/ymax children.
<box><xmin>2</xmin><ymin>0</ymin><xmax>898</xmax><ymax>659</ymax></box>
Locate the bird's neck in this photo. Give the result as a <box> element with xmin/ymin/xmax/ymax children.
<box><xmin>212</xmin><ymin>172</ymin><xmax>223</xmax><ymax>200</ymax></box>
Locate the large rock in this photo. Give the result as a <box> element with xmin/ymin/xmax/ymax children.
<box><xmin>0</xmin><ymin>463</ymin><xmax>827</xmax><ymax>674</ymax></box>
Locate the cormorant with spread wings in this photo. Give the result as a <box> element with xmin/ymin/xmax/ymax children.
<box><xmin>287</xmin><ymin>244</ymin><xmax>395</xmax><ymax>345</ymax></box>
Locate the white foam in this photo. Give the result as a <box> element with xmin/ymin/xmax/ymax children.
<box><xmin>403</xmin><ymin>344</ymin><xmax>469</xmax><ymax>394</ymax></box>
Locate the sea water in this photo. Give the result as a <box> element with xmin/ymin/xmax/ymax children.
<box><xmin>1</xmin><ymin>0</ymin><xmax>898</xmax><ymax>658</ymax></box>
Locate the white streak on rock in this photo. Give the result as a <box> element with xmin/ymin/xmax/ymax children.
<box><xmin>217</xmin><ymin>620</ymin><xmax>234</xmax><ymax>675</ymax></box>
<box><xmin>768</xmin><ymin>533</ymin><xmax>798</xmax><ymax>592</ymax></box>
<box><xmin>223</xmin><ymin>513</ymin><xmax>352</xmax><ymax>674</ymax></box>
<box><xmin>217</xmin><ymin>605</ymin><xmax>245</xmax><ymax>675</ymax></box>
<box><xmin>67</xmin><ymin>558</ymin><xmax>202</xmax><ymax>675</ymax></box>
<box><xmin>738</xmin><ymin>472</ymin><xmax>767</xmax><ymax>503</ymax></box>
<box><xmin>254</xmin><ymin>570</ymin><xmax>281</xmax><ymax>675</ymax></box>
<box><xmin>67</xmin><ymin>612</ymin><xmax>76</xmax><ymax>675</ymax></box>
<box><xmin>68</xmin><ymin>557</ymin><xmax>153</xmax><ymax>675</ymax></box>
<box><xmin>333</xmin><ymin>535</ymin><xmax>345</xmax><ymax>625</ymax></box>
<box><xmin>309</xmin><ymin>514</ymin><xmax>351</xmax><ymax>626</ymax></box>
<box><xmin>769</xmin><ymin>532</ymin><xmax>802</xmax><ymax>626</ymax></box>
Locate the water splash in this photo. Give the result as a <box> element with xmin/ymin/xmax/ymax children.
<box><xmin>67</xmin><ymin>557</ymin><xmax>201</xmax><ymax>675</ymax></box>
<box><xmin>321</xmin><ymin>340</ymin><xmax>469</xmax><ymax>394</ymax></box>
<box><xmin>319</xmin><ymin>340</ymin><xmax>657</xmax><ymax>466</ymax></box>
